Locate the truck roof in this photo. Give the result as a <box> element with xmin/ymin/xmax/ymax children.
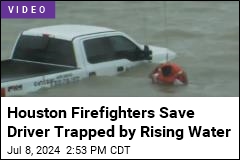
<box><xmin>22</xmin><ymin>25</ymin><xmax>116</xmax><ymax>41</ymax></box>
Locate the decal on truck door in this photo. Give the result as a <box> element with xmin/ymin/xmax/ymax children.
<box><xmin>34</xmin><ymin>74</ymin><xmax>81</xmax><ymax>88</ymax></box>
<box><xmin>8</xmin><ymin>85</ymin><xmax>23</xmax><ymax>92</ymax></box>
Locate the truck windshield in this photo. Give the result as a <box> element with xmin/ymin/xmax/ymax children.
<box><xmin>13</xmin><ymin>35</ymin><xmax>76</xmax><ymax>67</ymax></box>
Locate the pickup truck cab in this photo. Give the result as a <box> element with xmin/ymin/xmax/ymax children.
<box><xmin>1</xmin><ymin>25</ymin><xmax>176</xmax><ymax>97</ymax></box>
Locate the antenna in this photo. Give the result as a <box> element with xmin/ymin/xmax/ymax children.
<box><xmin>163</xmin><ymin>1</ymin><xmax>169</xmax><ymax>62</ymax></box>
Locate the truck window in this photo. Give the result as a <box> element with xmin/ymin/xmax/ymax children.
<box><xmin>109</xmin><ymin>36</ymin><xmax>142</xmax><ymax>61</ymax></box>
<box><xmin>84</xmin><ymin>37</ymin><xmax>115</xmax><ymax>64</ymax></box>
<box><xmin>84</xmin><ymin>36</ymin><xmax>141</xmax><ymax>64</ymax></box>
<box><xmin>13</xmin><ymin>35</ymin><xmax>77</xmax><ymax>67</ymax></box>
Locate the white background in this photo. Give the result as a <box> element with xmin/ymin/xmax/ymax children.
<box><xmin>1</xmin><ymin>97</ymin><xmax>239</xmax><ymax>159</ymax></box>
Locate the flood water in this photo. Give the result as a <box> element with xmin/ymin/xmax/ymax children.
<box><xmin>1</xmin><ymin>1</ymin><xmax>239</xmax><ymax>97</ymax></box>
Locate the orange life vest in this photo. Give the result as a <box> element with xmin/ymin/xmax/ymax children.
<box><xmin>154</xmin><ymin>63</ymin><xmax>186</xmax><ymax>84</ymax></box>
<box><xmin>1</xmin><ymin>88</ymin><xmax>6</xmax><ymax>97</ymax></box>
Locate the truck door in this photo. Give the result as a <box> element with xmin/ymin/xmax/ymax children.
<box><xmin>82</xmin><ymin>35</ymin><xmax>147</xmax><ymax>77</ymax></box>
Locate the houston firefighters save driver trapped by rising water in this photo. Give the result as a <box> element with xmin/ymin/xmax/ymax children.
<box><xmin>150</xmin><ymin>62</ymin><xmax>188</xmax><ymax>85</ymax></box>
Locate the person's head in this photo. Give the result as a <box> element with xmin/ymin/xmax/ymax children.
<box><xmin>162</xmin><ymin>65</ymin><xmax>172</xmax><ymax>77</ymax></box>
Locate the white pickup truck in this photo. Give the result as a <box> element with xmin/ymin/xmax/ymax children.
<box><xmin>1</xmin><ymin>25</ymin><xmax>176</xmax><ymax>97</ymax></box>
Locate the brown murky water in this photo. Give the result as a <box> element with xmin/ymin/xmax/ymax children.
<box><xmin>1</xmin><ymin>1</ymin><xmax>239</xmax><ymax>97</ymax></box>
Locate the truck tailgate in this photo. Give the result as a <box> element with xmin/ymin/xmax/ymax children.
<box><xmin>1</xmin><ymin>60</ymin><xmax>75</xmax><ymax>83</ymax></box>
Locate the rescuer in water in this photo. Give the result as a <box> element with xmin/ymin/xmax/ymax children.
<box><xmin>150</xmin><ymin>62</ymin><xmax>188</xmax><ymax>85</ymax></box>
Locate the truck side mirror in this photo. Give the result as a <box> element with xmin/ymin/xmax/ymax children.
<box><xmin>143</xmin><ymin>45</ymin><xmax>152</xmax><ymax>60</ymax></box>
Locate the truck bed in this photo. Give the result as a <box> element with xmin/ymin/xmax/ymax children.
<box><xmin>1</xmin><ymin>60</ymin><xmax>75</xmax><ymax>83</ymax></box>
